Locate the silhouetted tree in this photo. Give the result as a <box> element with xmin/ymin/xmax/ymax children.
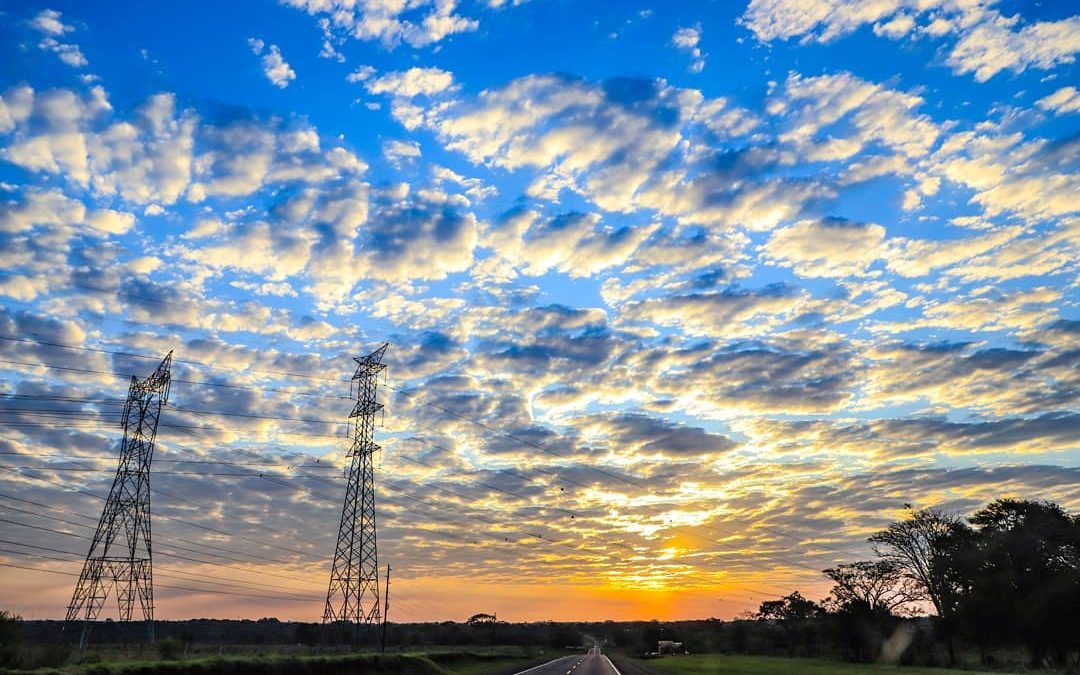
<box><xmin>755</xmin><ymin>591</ymin><xmax>823</xmax><ymax>622</ymax></box>
<box><xmin>822</xmin><ymin>561</ymin><xmax>920</xmax><ymax>662</ymax></box>
<box><xmin>0</xmin><ymin>611</ymin><xmax>19</xmax><ymax>668</ymax></box>
<box><xmin>823</xmin><ymin>561</ymin><xmax>921</xmax><ymax>615</ymax></box>
<box><xmin>755</xmin><ymin>592</ymin><xmax>824</xmax><ymax>657</ymax></box>
<box><xmin>465</xmin><ymin>613</ymin><xmax>497</xmax><ymax>626</ymax></box>
<box><xmin>869</xmin><ymin>504</ymin><xmax>968</xmax><ymax>662</ymax></box>
<box><xmin>943</xmin><ymin>499</ymin><xmax>1080</xmax><ymax>668</ymax></box>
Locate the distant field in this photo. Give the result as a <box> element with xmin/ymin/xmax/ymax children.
<box><xmin>629</xmin><ymin>654</ymin><xmax>1016</xmax><ymax>675</ymax></box>
<box><xmin>0</xmin><ymin>649</ymin><xmax>549</xmax><ymax>675</ymax></box>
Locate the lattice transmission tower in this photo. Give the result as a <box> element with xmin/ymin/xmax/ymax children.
<box><xmin>66</xmin><ymin>351</ymin><xmax>173</xmax><ymax>647</ymax></box>
<box><xmin>323</xmin><ymin>343</ymin><xmax>389</xmax><ymax>632</ymax></box>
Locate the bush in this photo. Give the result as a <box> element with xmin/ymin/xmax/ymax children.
<box><xmin>157</xmin><ymin>637</ymin><xmax>185</xmax><ymax>660</ymax></box>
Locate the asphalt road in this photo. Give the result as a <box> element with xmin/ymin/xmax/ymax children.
<box><xmin>513</xmin><ymin>646</ymin><xmax>622</xmax><ymax>675</ymax></box>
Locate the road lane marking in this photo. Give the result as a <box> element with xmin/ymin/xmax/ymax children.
<box><xmin>601</xmin><ymin>655</ymin><xmax>624</xmax><ymax>675</ymax></box>
<box><xmin>510</xmin><ymin>656</ymin><xmax>577</xmax><ymax>675</ymax></box>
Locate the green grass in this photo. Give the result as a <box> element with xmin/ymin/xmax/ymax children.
<box><xmin>0</xmin><ymin>649</ymin><xmax>551</xmax><ymax>675</ymax></box>
<box><xmin>631</xmin><ymin>654</ymin><xmax>1017</xmax><ymax>675</ymax></box>
<box><xmin>428</xmin><ymin>650</ymin><xmax>555</xmax><ymax>675</ymax></box>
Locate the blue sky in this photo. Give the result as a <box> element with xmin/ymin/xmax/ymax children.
<box><xmin>0</xmin><ymin>0</ymin><xmax>1077</xmax><ymax>622</ymax></box>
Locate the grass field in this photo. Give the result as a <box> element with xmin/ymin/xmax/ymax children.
<box><xmin>631</xmin><ymin>654</ymin><xmax>1017</xmax><ymax>675</ymax></box>
<box><xmin>0</xmin><ymin>648</ymin><xmax>551</xmax><ymax>675</ymax></box>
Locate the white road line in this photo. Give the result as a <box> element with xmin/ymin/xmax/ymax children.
<box><xmin>602</xmin><ymin>655</ymin><xmax>624</xmax><ymax>675</ymax></box>
<box><xmin>511</xmin><ymin>656</ymin><xmax>576</xmax><ymax>675</ymax></box>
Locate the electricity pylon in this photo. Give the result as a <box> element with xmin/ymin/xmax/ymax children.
<box><xmin>323</xmin><ymin>343</ymin><xmax>388</xmax><ymax>635</ymax></box>
<box><xmin>66</xmin><ymin>352</ymin><xmax>172</xmax><ymax>648</ymax></box>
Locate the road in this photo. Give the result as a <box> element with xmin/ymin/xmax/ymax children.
<box><xmin>512</xmin><ymin>646</ymin><xmax>623</xmax><ymax>675</ymax></box>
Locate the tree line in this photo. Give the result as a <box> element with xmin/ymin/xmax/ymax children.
<box><xmin>753</xmin><ymin>498</ymin><xmax>1080</xmax><ymax>669</ymax></box>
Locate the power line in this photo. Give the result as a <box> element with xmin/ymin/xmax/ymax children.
<box><xmin>0</xmin><ymin>560</ymin><xmax>318</xmax><ymax>603</ymax></box>
<box><xmin>0</xmin><ymin>540</ymin><xmax>321</xmax><ymax>600</ymax></box>
<box><xmin>1</xmin><ymin>333</ymin><xmax>849</xmax><ymax>585</ymax></box>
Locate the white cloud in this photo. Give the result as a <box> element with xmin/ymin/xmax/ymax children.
<box><xmin>774</xmin><ymin>71</ymin><xmax>939</xmax><ymax>159</ymax></box>
<box><xmin>478</xmin><ymin>210</ymin><xmax>658</xmax><ymax>280</ymax></box>
<box><xmin>366</xmin><ymin>67</ymin><xmax>455</xmax><ymax>97</ymax></box>
<box><xmin>85</xmin><ymin>208</ymin><xmax>136</xmax><ymax>234</ymax></box>
<box><xmin>346</xmin><ymin>65</ymin><xmax>376</xmax><ymax>83</ymax></box>
<box><xmin>947</xmin><ymin>13</ymin><xmax>1080</xmax><ymax>82</ymax></box>
<box><xmin>248</xmin><ymin>38</ymin><xmax>296</xmax><ymax>89</ymax></box>
<box><xmin>740</xmin><ymin>0</ymin><xmax>1080</xmax><ymax>82</ymax></box>
<box><xmin>127</xmin><ymin>256</ymin><xmax>162</xmax><ymax>275</ymax></box>
<box><xmin>763</xmin><ymin>218</ymin><xmax>885</xmax><ymax>278</ymax></box>
<box><xmin>30</xmin><ymin>9</ymin><xmax>88</xmax><ymax>68</ymax></box>
<box><xmin>929</xmin><ymin>129</ymin><xmax>1080</xmax><ymax>222</ymax></box>
<box><xmin>672</xmin><ymin>25</ymin><xmax>706</xmax><ymax>73</ymax></box>
<box><xmin>1036</xmin><ymin>86</ymin><xmax>1080</xmax><ymax>115</ymax></box>
<box><xmin>38</xmin><ymin>37</ymin><xmax>88</xmax><ymax>68</ymax></box>
<box><xmin>30</xmin><ymin>9</ymin><xmax>73</xmax><ymax>36</ymax></box>
<box><xmin>740</xmin><ymin>0</ymin><xmax>908</xmax><ymax>43</ymax></box>
<box><xmin>423</xmin><ymin>74</ymin><xmax>769</xmax><ymax>223</ymax></box>
<box><xmin>383</xmin><ymin>139</ymin><xmax>421</xmax><ymax>166</ymax></box>
<box><xmin>280</xmin><ymin>0</ymin><xmax>478</xmax><ymax>49</ymax></box>
<box><xmin>1</xmin><ymin>86</ymin><xmax>366</xmax><ymax>212</ymax></box>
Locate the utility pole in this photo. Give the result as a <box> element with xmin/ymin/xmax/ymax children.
<box><xmin>323</xmin><ymin>344</ymin><xmax>388</xmax><ymax>641</ymax></box>
<box><xmin>381</xmin><ymin>564</ymin><xmax>391</xmax><ymax>653</ymax></box>
<box><xmin>66</xmin><ymin>352</ymin><xmax>172</xmax><ymax>648</ymax></box>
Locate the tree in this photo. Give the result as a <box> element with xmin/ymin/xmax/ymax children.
<box><xmin>0</xmin><ymin>611</ymin><xmax>19</xmax><ymax>669</ymax></box>
<box><xmin>822</xmin><ymin>562</ymin><xmax>919</xmax><ymax>663</ymax></box>
<box><xmin>869</xmin><ymin>505</ymin><xmax>970</xmax><ymax>663</ymax></box>
<box><xmin>755</xmin><ymin>592</ymin><xmax>822</xmax><ymax>622</ymax></box>
<box><xmin>950</xmin><ymin>499</ymin><xmax>1080</xmax><ymax>668</ymax></box>
<box><xmin>465</xmin><ymin>613</ymin><xmax>497</xmax><ymax>626</ymax></box>
<box><xmin>823</xmin><ymin>561</ymin><xmax>921</xmax><ymax>615</ymax></box>
<box><xmin>868</xmin><ymin>505</ymin><xmax>965</xmax><ymax>617</ymax></box>
<box><xmin>755</xmin><ymin>592</ymin><xmax>825</xmax><ymax>658</ymax></box>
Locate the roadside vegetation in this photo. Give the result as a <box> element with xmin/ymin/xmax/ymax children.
<box><xmin>736</xmin><ymin>499</ymin><xmax>1080</xmax><ymax>671</ymax></box>
<box><xmin>629</xmin><ymin>653</ymin><xmax>1016</xmax><ymax>675</ymax></box>
<box><xmin>0</xmin><ymin>646</ymin><xmax>545</xmax><ymax>675</ymax></box>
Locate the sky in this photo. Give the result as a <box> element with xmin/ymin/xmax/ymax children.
<box><xmin>0</xmin><ymin>0</ymin><xmax>1077</xmax><ymax>624</ymax></box>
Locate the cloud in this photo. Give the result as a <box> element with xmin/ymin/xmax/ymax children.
<box><xmin>280</xmin><ymin>0</ymin><xmax>478</xmax><ymax>49</ymax></box>
<box><xmin>671</xmin><ymin>25</ymin><xmax>706</xmax><ymax>73</ymax></box>
<box><xmin>617</xmin><ymin>284</ymin><xmax>808</xmax><ymax>338</ymax></box>
<box><xmin>359</xmin><ymin>189</ymin><xmax>478</xmax><ymax>282</ymax></box>
<box><xmin>947</xmin><ymin>14</ymin><xmax>1080</xmax><ymax>82</ymax></box>
<box><xmin>928</xmin><ymin>129</ymin><xmax>1080</xmax><ymax>223</ymax></box>
<box><xmin>578</xmin><ymin>412</ymin><xmax>738</xmax><ymax>459</ymax></box>
<box><xmin>740</xmin><ymin>0</ymin><xmax>909</xmax><ymax>43</ymax></box>
<box><xmin>763</xmin><ymin>218</ymin><xmax>885</xmax><ymax>278</ymax></box>
<box><xmin>740</xmin><ymin>0</ymin><xmax>1080</xmax><ymax>82</ymax></box>
<box><xmin>383</xmin><ymin>139</ymin><xmax>422</xmax><ymax>167</ymax></box>
<box><xmin>38</xmin><ymin>38</ymin><xmax>88</xmax><ymax>68</ymax></box>
<box><xmin>773</xmin><ymin>71</ymin><xmax>939</xmax><ymax>160</ymax></box>
<box><xmin>30</xmin><ymin>9</ymin><xmax>73</xmax><ymax>36</ymax></box>
<box><xmin>1037</xmin><ymin>86</ymin><xmax>1080</xmax><ymax>115</ymax></box>
<box><xmin>30</xmin><ymin>9</ymin><xmax>88</xmax><ymax>68</ymax></box>
<box><xmin>883</xmin><ymin>226</ymin><xmax>1022</xmax><ymax>278</ymax></box>
<box><xmin>346</xmin><ymin>65</ymin><xmax>376</xmax><ymax>83</ymax></box>
<box><xmin>742</xmin><ymin>412</ymin><xmax>1080</xmax><ymax>460</ymax></box>
<box><xmin>477</xmin><ymin>209</ymin><xmax>658</xmax><ymax>281</ymax></box>
<box><xmin>366</xmin><ymin>67</ymin><xmax>455</xmax><ymax>97</ymax></box>
<box><xmin>248</xmin><ymin>38</ymin><xmax>296</xmax><ymax>89</ymax></box>
<box><xmin>862</xmin><ymin>340</ymin><xmax>1078</xmax><ymax>415</ymax></box>
<box><xmin>1</xmin><ymin>87</ymin><xmax>110</xmax><ymax>186</ymax></box>
<box><xmin>419</xmin><ymin>73</ymin><xmax>829</xmax><ymax>230</ymax></box>
<box><xmin>633</xmin><ymin>335</ymin><xmax>858</xmax><ymax>416</ymax></box>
